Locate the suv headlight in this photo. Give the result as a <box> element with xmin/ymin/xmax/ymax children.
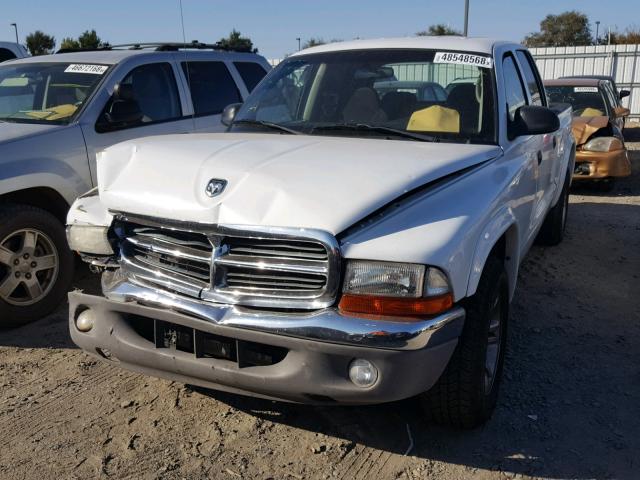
<box><xmin>338</xmin><ymin>260</ymin><xmax>453</xmax><ymax>319</ymax></box>
<box><xmin>582</xmin><ymin>136</ymin><xmax>623</xmax><ymax>152</ymax></box>
<box><xmin>66</xmin><ymin>225</ymin><xmax>114</xmax><ymax>255</ymax></box>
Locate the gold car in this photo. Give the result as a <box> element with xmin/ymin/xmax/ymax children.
<box><xmin>544</xmin><ymin>78</ymin><xmax>631</xmax><ymax>185</ymax></box>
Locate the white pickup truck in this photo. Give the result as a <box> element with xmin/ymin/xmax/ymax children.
<box><xmin>67</xmin><ymin>37</ymin><xmax>574</xmax><ymax>428</ymax></box>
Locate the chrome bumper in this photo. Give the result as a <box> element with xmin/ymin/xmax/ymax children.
<box><xmin>101</xmin><ymin>275</ymin><xmax>465</xmax><ymax>351</ymax></box>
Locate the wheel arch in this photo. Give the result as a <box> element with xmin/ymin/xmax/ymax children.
<box><xmin>0</xmin><ymin>187</ymin><xmax>70</xmax><ymax>223</ymax></box>
<box><xmin>467</xmin><ymin>213</ymin><xmax>520</xmax><ymax>301</ymax></box>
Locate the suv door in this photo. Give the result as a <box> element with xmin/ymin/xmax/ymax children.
<box><xmin>180</xmin><ymin>60</ymin><xmax>244</xmax><ymax>132</ymax></box>
<box><xmin>80</xmin><ymin>61</ymin><xmax>193</xmax><ymax>182</ymax></box>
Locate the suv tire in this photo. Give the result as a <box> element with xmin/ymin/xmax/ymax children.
<box><xmin>537</xmin><ymin>171</ymin><xmax>570</xmax><ymax>246</ymax></box>
<box><xmin>0</xmin><ymin>204</ymin><xmax>74</xmax><ymax>328</ymax></box>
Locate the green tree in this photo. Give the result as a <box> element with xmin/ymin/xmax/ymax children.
<box><xmin>416</xmin><ymin>24</ymin><xmax>461</xmax><ymax>36</ymax></box>
<box><xmin>60</xmin><ymin>37</ymin><xmax>80</xmax><ymax>50</ymax></box>
<box><xmin>524</xmin><ymin>11</ymin><xmax>592</xmax><ymax>47</ymax></box>
<box><xmin>25</xmin><ymin>30</ymin><xmax>55</xmax><ymax>56</ymax></box>
<box><xmin>78</xmin><ymin>29</ymin><xmax>103</xmax><ymax>49</ymax></box>
<box><xmin>302</xmin><ymin>38</ymin><xmax>325</xmax><ymax>49</ymax></box>
<box><xmin>217</xmin><ymin>29</ymin><xmax>256</xmax><ymax>53</ymax></box>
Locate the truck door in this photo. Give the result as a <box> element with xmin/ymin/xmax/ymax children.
<box><xmin>79</xmin><ymin>61</ymin><xmax>193</xmax><ymax>185</ymax></box>
<box><xmin>501</xmin><ymin>53</ymin><xmax>547</xmax><ymax>244</ymax></box>
<box><xmin>515</xmin><ymin>51</ymin><xmax>557</xmax><ymax>224</ymax></box>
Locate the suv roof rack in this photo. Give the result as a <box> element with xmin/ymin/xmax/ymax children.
<box><xmin>56</xmin><ymin>41</ymin><xmax>257</xmax><ymax>54</ymax></box>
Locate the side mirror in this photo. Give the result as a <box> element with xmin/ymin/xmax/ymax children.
<box><xmin>221</xmin><ymin>102</ymin><xmax>243</xmax><ymax>127</ymax></box>
<box><xmin>512</xmin><ymin>105</ymin><xmax>559</xmax><ymax>138</ymax></box>
<box><xmin>613</xmin><ymin>106</ymin><xmax>630</xmax><ymax>118</ymax></box>
<box><xmin>619</xmin><ymin>90</ymin><xmax>630</xmax><ymax>100</ymax></box>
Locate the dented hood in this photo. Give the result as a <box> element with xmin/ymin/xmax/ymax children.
<box><xmin>97</xmin><ymin>133</ymin><xmax>500</xmax><ymax>235</ymax></box>
<box><xmin>572</xmin><ymin>116</ymin><xmax>610</xmax><ymax>146</ymax></box>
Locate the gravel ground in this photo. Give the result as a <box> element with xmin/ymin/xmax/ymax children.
<box><xmin>1</xmin><ymin>135</ymin><xmax>639</xmax><ymax>480</ymax></box>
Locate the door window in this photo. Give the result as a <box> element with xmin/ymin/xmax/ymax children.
<box><xmin>502</xmin><ymin>54</ymin><xmax>528</xmax><ymax>124</ymax></box>
<box><xmin>516</xmin><ymin>51</ymin><xmax>544</xmax><ymax>106</ymax></box>
<box><xmin>181</xmin><ymin>61</ymin><xmax>242</xmax><ymax>116</ymax></box>
<box><xmin>97</xmin><ymin>62</ymin><xmax>182</xmax><ymax>132</ymax></box>
<box><xmin>0</xmin><ymin>48</ymin><xmax>16</xmax><ymax>63</ymax></box>
<box><xmin>233</xmin><ymin>62</ymin><xmax>268</xmax><ymax>92</ymax></box>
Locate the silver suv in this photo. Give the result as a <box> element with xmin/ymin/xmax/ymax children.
<box><xmin>0</xmin><ymin>43</ymin><xmax>270</xmax><ymax>326</ymax></box>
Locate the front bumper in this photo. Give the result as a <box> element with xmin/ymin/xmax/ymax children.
<box><xmin>68</xmin><ymin>281</ymin><xmax>464</xmax><ymax>405</ymax></box>
<box><xmin>573</xmin><ymin>149</ymin><xmax>632</xmax><ymax>180</ymax></box>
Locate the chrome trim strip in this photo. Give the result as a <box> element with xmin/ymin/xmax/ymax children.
<box><xmin>102</xmin><ymin>277</ymin><xmax>465</xmax><ymax>351</ymax></box>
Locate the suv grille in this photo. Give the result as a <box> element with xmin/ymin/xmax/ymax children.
<box><xmin>115</xmin><ymin>216</ymin><xmax>340</xmax><ymax>309</ymax></box>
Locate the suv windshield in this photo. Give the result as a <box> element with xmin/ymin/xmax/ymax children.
<box><xmin>232</xmin><ymin>49</ymin><xmax>497</xmax><ymax>144</ymax></box>
<box><xmin>546</xmin><ymin>85</ymin><xmax>608</xmax><ymax>117</ymax></box>
<box><xmin>0</xmin><ymin>62</ymin><xmax>108</xmax><ymax>124</ymax></box>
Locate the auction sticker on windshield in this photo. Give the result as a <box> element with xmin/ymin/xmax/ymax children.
<box><xmin>574</xmin><ymin>87</ymin><xmax>599</xmax><ymax>93</ymax></box>
<box><xmin>64</xmin><ymin>64</ymin><xmax>109</xmax><ymax>75</ymax></box>
<box><xmin>434</xmin><ymin>52</ymin><xmax>493</xmax><ymax>68</ymax></box>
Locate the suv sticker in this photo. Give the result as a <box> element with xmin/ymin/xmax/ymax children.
<box><xmin>434</xmin><ymin>52</ymin><xmax>493</xmax><ymax>68</ymax></box>
<box><xmin>574</xmin><ymin>86</ymin><xmax>599</xmax><ymax>93</ymax></box>
<box><xmin>64</xmin><ymin>64</ymin><xmax>109</xmax><ymax>75</ymax></box>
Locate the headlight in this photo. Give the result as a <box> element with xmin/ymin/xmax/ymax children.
<box><xmin>66</xmin><ymin>225</ymin><xmax>114</xmax><ymax>255</ymax></box>
<box><xmin>582</xmin><ymin>136</ymin><xmax>623</xmax><ymax>152</ymax></box>
<box><xmin>339</xmin><ymin>260</ymin><xmax>453</xmax><ymax>319</ymax></box>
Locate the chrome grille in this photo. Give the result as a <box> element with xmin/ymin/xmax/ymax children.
<box><xmin>115</xmin><ymin>215</ymin><xmax>340</xmax><ymax>309</ymax></box>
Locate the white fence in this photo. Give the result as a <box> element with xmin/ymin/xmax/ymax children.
<box><xmin>530</xmin><ymin>44</ymin><xmax>640</xmax><ymax>122</ymax></box>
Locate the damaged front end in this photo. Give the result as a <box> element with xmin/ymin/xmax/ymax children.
<box><xmin>571</xmin><ymin>116</ymin><xmax>631</xmax><ymax>180</ymax></box>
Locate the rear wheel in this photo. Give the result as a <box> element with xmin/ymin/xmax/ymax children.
<box><xmin>537</xmin><ymin>172</ymin><xmax>570</xmax><ymax>246</ymax></box>
<box><xmin>0</xmin><ymin>204</ymin><xmax>73</xmax><ymax>328</ymax></box>
<box><xmin>419</xmin><ymin>255</ymin><xmax>508</xmax><ymax>428</ymax></box>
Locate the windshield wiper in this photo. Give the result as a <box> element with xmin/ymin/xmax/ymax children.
<box><xmin>232</xmin><ymin>119</ymin><xmax>301</xmax><ymax>135</ymax></box>
<box><xmin>311</xmin><ymin>124</ymin><xmax>438</xmax><ymax>142</ymax></box>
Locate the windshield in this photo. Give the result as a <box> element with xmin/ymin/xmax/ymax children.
<box><xmin>232</xmin><ymin>49</ymin><xmax>497</xmax><ymax>144</ymax></box>
<box><xmin>546</xmin><ymin>85</ymin><xmax>608</xmax><ymax>117</ymax></box>
<box><xmin>0</xmin><ymin>62</ymin><xmax>109</xmax><ymax>124</ymax></box>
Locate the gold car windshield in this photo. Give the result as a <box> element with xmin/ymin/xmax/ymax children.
<box><xmin>546</xmin><ymin>86</ymin><xmax>608</xmax><ymax>117</ymax></box>
<box><xmin>0</xmin><ymin>62</ymin><xmax>109</xmax><ymax>124</ymax></box>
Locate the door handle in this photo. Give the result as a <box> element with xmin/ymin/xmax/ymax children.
<box><xmin>537</xmin><ymin>151</ymin><xmax>542</xmax><ymax>165</ymax></box>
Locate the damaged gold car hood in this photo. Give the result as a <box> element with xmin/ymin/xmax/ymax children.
<box><xmin>572</xmin><ymin>116</ymin><xmax>610</xmax><ymax>146</ymax></box>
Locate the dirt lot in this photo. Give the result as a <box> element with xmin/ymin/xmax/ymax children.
<box><xmin>1</xmin><ymin>136</ymin><xmax>639</xmax><ymax>480</ymax></box>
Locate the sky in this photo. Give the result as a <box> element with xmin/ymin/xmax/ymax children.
<box><xmin>3</xmin><ymin>0</ymin><xmax>638</xmax><ymax>59</ymax></box>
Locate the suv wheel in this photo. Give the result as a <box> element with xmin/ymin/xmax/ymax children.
<box><xmin>419</xmin><ymin>255</ymin><xmax>508</xmax><ymax>428</ymax></box>
<box><xmin>0</xmin><ymin>204</ymin><xmax>73</xmax><ymax>327</ymax></box>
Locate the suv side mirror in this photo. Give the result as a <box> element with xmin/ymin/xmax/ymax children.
<box><xmin>221</xmin><ymin>103</ymin><xmax>242</xmax><ymax>127</ymax></box>
<box><xmin>512</xmin><ymin>105</ymin><xmax>559</xmax><ymax>137</ymax></box>
<box><xmin>619</xmin><ymin>90</ymin><xmax>630</xmax><ymax>100</ymax></box>
<box><xmin>613</xmin><ymin>106</ymin><xmax>630</xmax><ymax>118</ymax></box>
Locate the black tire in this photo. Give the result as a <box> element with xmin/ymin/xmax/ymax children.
<box><xmin>536</xmin><ymin>172</ymin><xmax>570</xmax><ymax>246</ymax></box>
<box><xmin>419</xmin><ymin>255</ymin><xmax>508</xmax><ymax>429</ymax></box>
<box><xmin>0</xmin><ymin>204</ymin><xmax>73</xmax><ymax>328</ymax></box>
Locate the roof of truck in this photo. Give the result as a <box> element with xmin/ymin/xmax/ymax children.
<box><xmin>292</xmin><ymin>36</ymin><xmax>514</xmax><ymax>57</ymax></box>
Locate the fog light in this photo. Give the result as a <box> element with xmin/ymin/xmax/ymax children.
<box><xmin>349</xmin><ymin>359</ymin><xmax>378</xmax><ymax>388</ymax></box>
<box><xmin>76</xmin><ymin>309</ymin><xmax>95</xmax><ymax>332</ymax></box>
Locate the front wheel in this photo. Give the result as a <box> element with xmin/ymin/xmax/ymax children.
<box><xmin>0</xmin><ymin>204</ymin><xmax>74</xmax><ymax>328</ymax></box>
<box><xmin>419</xmin><ymin>255</ymin><xmax>509</xmax><ymax>428</ymax></box>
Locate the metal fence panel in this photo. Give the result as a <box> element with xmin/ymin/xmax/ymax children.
<box><xmin>530</xmin><ymin>44</ymin><xmax>640</xmax><ymax>122</ymax></box>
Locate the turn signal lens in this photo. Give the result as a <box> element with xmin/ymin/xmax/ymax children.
<box><xmin>339</xmin><ymin>293</ymin><xmax>453</xmax><ymax>319</ymax></box>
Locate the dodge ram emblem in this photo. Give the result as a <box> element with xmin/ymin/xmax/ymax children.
<box><xmin>205</xmin><ymin>179</ymin><xmax>227</xmax><ymax>197</ymax></box>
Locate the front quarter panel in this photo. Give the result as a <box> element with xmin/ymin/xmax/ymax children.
<box><xmin>341</xmin><ymin>151</ymin><xmax>535</xmax><ymax>303</ymax></box>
